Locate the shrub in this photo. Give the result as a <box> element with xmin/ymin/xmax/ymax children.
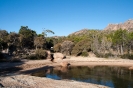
<box><xmin>121</xmin><ymin>54</ymin><xmax>133</xmax><ymax>59</ymax></box>
<box><xmin>0</xmin><ymin>52</ymin><xmax>4</xmax><ymax>58</ymax></box>
<box><xmin>10</xmin><ymin>57</ymin><xmax>21</xmax><ymax>62</ymax></box>
<box><xmin>35</xmin><ymin>49</ymin><xmax>48</xmax><ymax>59</ymax></box>
<box><xmin>26</xmin><ymin>49</ymin><xmax>48</xmax><ymax>60</ymax></box>
<box><xmin>71</xmin><ymin>39</ymin><xmax>90</xmax><ymax>56</ymax></box>
<box><xmin>94</xmin><ymin>52</ymin><xmax>114</xmax><ymax>58</ymax></box>
<box><xmin>81</xmin><ymin>51</ymin><xmax>89</xmax><ymax>57</ymax></box>
<box><xmin>61</xmin><ymin>40</ymin><xmax>74</xmax><ymax>55</ymax></box>
<box><xmin>27</xmin><ymin>54</ymin><xmax>37</xmax><ymax>60</ymax></box>
<box><xmin>53</xmin><ymin>43</ymin><xmax>61</xmax><ymax>52</ymax></box>
<box><xmin>0</xmin><ymin>52</ymin><xmax>6</xmax><ymax>62</ymax></box>
<box><xmin>0</xmin><ymin>52</ymin><xmax>10</xmax><ymax>62</ymax></box>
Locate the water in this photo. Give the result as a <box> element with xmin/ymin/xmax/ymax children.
<box><xmin>31</xmin><ymin>66</ymin><xmax>133</xmax><ymax>88</ymax></box>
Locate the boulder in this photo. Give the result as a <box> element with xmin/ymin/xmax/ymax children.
<box><xmin>53</xmin><ymin>53</ymin><xmax>66</xmax><ymax>60</ymax></box>
<box><xmin>49</xmin><ymin>53</ymin><xmax>66</xmax><ymax>62</ymax></box>
<box><xmin>46</xmin><ymin>51</ymin><xmax>51</xmax><ymax>59</ymax></box>
<box><xmin>60</xmin><ymin>62</ymin><xmax>70</xmax><ymax>67</ymax></box>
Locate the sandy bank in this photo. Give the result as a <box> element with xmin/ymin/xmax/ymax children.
<box><xmin>1</xmin><ymin>56</ymin><xmax>133</xmax><ymax>73</ymax></box>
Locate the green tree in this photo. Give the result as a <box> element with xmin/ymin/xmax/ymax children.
<box><xmin>71</xmin><ymin>39</ymin><xmax>91</xmax><ymax>56</ymax></box>
<box><xmin>0</xmin><ymin>30</ymin><xmax>8</xmax><ymax>50</ymax></box>
<box><xmin>19</xmin><ymin>26</ymin><xmax>37</xmax><ymax>49</ymax></box>
<box><xmin>112</xmin><ymin>29</ymin><xmax>128</xmax><ymax>55</ymax></box>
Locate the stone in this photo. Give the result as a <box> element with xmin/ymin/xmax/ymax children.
<box><xmin>104</xmin><ymin>19</ymin><xmax>133</xmax><ymax>30</ymax></box>
<box><xmin>60</xmin><ymin>62</ymin><xmax>70</xmax><ymax>67</ymax></box>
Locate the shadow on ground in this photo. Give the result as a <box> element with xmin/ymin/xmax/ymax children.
<box><xmin>19</xmin><ymin>65</ymin><xmax>54</xmax><ymax>75</ymax></box>
<box><xmin>0</xmin><ymin>61</ymin><xmax>25</xmax><ymax>76</ymax></box>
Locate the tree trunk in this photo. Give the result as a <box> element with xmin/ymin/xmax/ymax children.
<box><xmin>117</xmin><ymin>45</ymin><xmax>120</xmax><ymax>55</ymax></box>
<box><xmin>36</xmin><ymin>46</ymin><xmax>37</xmax><ymax>50</ymax></box>
<box><xmin>120</xmin><ymin>45</ymin><xmax>123</xmax><ymax>55</ymax></box>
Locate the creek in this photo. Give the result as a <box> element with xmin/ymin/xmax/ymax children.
<box><xmin>31</xmin><ymin>66</ymin><xmax>133</xmax><ymax>88</ymax></box>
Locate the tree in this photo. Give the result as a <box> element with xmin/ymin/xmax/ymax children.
<box><xmin>0</xmin><ymin>30</ymin><xmax>8</xmax><ymax>50</ymax></box>
<box><xmin>7</xmin><ymin>32</ymin><xmax>19</xmax><ymax>54</ymax></box>
<box><xmin>19</xmin><ymin>26</ymin><xmax>37</xmax><ymax>48</ymax></box>
<box><xmin>126</xmin><ymin>31</ymin><xmax>133</xmax><ymax>54</ymax></box>
<box><xmin>41</xmin><ymin>29</ymin><xmax>55</xmax><ymax>37</ymax></box>
<box><xmin>7</xmin><ymin>32</ymin><xmax>19</xmax><ymax>45</ymax></box>
<box><xmin>112</xmin><ymin>29</ymin><xmax>127</xmax><ymax>55</ymax></box>
<box><xmin>71</xmin><ymin>39</ymin><xmax>91</xmax><ymax>56</ymax></box>
<box><xmin>37</xmin><ymin>29</ymin><xmax>55</xmax><ymax>49</ymax></box>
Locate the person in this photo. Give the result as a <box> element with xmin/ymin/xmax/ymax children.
<box><xmin>50</xmin><ymin>53</ymin><xmax>54</xmax><ymax>62</ymax></box>
<box><xmin>50</xmin><ymin>47</ymin><xmax>54</xmax><ymax>53</ymax></box>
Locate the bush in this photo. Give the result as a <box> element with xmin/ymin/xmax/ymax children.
<box><xmin>121</xmin><ymin>54</ymin><xmax>133</xmax><ymax>59</ymax></box>
<box><xmin>27</xmin><ymin>54</ymin><xmax>37</xmax><ymax>60</ymax></box>
<box><xmin>0</xmin><ymin>52</ymin><xmax>10</xmax><ymax>62</ymax></box>
<box><xmin>94</xmin><ymin>52</ymin><xmax>114</xmax><ymax>58</ymax></box>
<box><xmin>26</xmin><ymin>49</ymin><xmax>48</xmax><ymax>60</ymax></box>
<box><xmin>81</xmin><ymin>51</ymin><xmax>89</xmax><ymax>57</ymax></box>
<box><xmin>0</xmin><ymin>52</ymin><xmax>4</xmax><ymax>58</ymax></box>
<box><xmin>0</xmin><ymin>52</ymin><xmax>6</xmax><ymax>62</ymax></box>
<box><xmin>35</xmin><ymin>49</ymin><xmax>48</xmax><ymax>59</ymax></box>
<box><xmin>71</xmin><ymin>39</ymin><xmax>90</xmax><ymax>56</ymax></box>
<box><xmin>53</xmin><ymin>43</ymin><xmax>61</xmax><ymax>52</ymax></box>
<box><xmin>61</xmin><ymin>40</ymin><xmax>74</xmax><ymax>55</ymax></box>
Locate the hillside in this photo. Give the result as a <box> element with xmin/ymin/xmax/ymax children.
<box><xmin>104</xmin><ymin>19</ymin><xmax>133</xmax><ymax>30</ymax></box>
<box><xmin>69</xmin><ymin>29</ymin><xmax>89</xmax><ymax>36</ymax></box>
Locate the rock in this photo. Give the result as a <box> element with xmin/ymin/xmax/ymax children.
<box><xmin>0</xmin><ymin>75</ymin><xmax>108</xmax><ymax>88</ymax></box>
<box><xmin>46</xmin><ymin>50</ymin><xmax>51</xmax><ymax>59</ymax></box>
<box><xmin>53</xmin><ymin>53</ymin><xmax>66</xmax><ymax>60</ymax></box>
<box><xmin>60</xmin><ymin>62</ymin><xmax>70</xmax><ymax>67</ymax></box>
<box><xmin>69</xmin><ymin>29</ymin><xmax>88</xmax><ymax>36</ymax></box>
<box><xmin>104</xmin><ymin>19</ymin><xmax>133</xmax><ymax>30</ymax></box>
<box><xmin>129</xmin><ymin>66</ymin><xmax>133</xmax><ymax>70</ymax></box>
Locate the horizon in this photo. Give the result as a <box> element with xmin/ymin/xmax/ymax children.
<box><xmin>0</xmin><ymin>0</ymin><xmax>133</xmax><ymax>36</ymax></box>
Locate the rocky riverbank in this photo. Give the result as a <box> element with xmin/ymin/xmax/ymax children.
<box><xmin>0</xmin><ymin>75</ymin><xmax>108</xmax><ymax>88</ymax></box>
<box><xmin>1</xmin><ymin>56</ymin><xmax>133</xmax><ymax>88</ymax></box>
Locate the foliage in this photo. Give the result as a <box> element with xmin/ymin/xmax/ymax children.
<box><xmin>0</xmin><ymin>52</ymin><xmax>9</xmax><ymax>62</ymax></box>
<box><xmin>35</xmin><ymin>49</ymin><xmax>48</xmax><ymax>59</ymax></box>
<box><xmin>34</xmin><ymin>36</ymin><xmax>45</xmax><ymax>49</ymax></box>
<box><xmin>0</xmin><ymin>30</ymin><xmax>8</xmax><ymax>50</ymax></box>
<box><xmin>54</xmin><ymin>43</ymin><xmax>61</xmax><ymax>52</ymax></box>
<box><xmin>71</xmin><ymin>39</ymin><xmax>91</xmax><ymax>56</ymax></box>
<box><xmin>61</xmin><ymin>40</ymin><xmax>74</xmax><ymax>55</ymax></box>
<box><xmin>121</xmin><ymin>54</ymin><xmax>133</xmax><ymax>59</ymax></box>
<box><xmin>0</xmin><ymin>52</ymin><xmax>3</xmax><ymax>58</ymax></box>
<box><xmin>2</xmin><ymin>26</ymin><xmax>133</xmax><ymax>59</ymax></box>
<box><xmin>45</xmin><ymin>37</ymin><xmax>54</xmax><ymax>49</ymax></box>
<box><xmin>80</xmin><ymin>51</ymin><xmax>89</xmax><ymax>57</ymax></box>
<box><xmin>26</xmin><ymin>54</ymin><xmax>38</xmax><ymax>60</ymax></box>
<box><xmin>26</xmin><ymin>49</ymin><xmax>48</xmax><ymax>60</ymax></box>
<box><xmin>19</xmin><ymin>26</ymin><xmax>37</xmax><ymax>48</ymax></box>
<box><xmin>42</xmin><ymin>29</ymin><xmax>55</xmax><ymax>37</ymax></box>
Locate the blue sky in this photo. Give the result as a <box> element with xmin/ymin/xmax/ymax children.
<box><xmin>0</xmin><ymin>0</ymin><xmax>133</xmax><ymax>36</ymax></box>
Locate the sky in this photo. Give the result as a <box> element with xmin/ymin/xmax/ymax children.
<box><xmin>0</xmin><ymin>0</ymin><xmax>133</xmax><ymax>36</ymax></box>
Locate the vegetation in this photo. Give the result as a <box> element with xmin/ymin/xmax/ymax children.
<box><xmin>1</xmin><ymin>26</ymin><xmax>133</xmax><ymax>60</ymax></box>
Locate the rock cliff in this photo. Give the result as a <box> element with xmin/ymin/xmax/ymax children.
<box><xmin>104</xmin><ymin>19</ymin><xmax>133</xmax><ymax>30</ymax></box>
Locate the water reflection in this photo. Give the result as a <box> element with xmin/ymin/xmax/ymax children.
<box><xmin>31</xmin><ymin>66</ymin><xmax>133</xmax><ymax>88</ymax></box>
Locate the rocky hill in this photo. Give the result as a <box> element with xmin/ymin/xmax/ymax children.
<box><xmin>69</xmin><ymin>29</ymin><xmax>89</xmax><ymax>36</ymax></box>
<box><xmin>104</xmin><ymin>19</ymin><xmax>133</xmax><ymax>30</ymax></box>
